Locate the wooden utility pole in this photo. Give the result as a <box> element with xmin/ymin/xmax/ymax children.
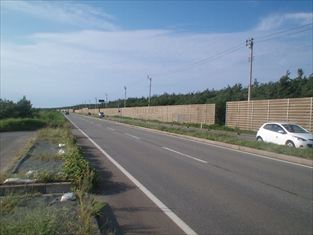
<box><xmin>124</xmin><ymin>86</ymin><xmax>127</xmax><ymax>108</ymax></box>
<box><xmin>246</xmin><ymin>38</ymin><xmax>254</xmax><ymax>102</ymax></box>
<box><xmin>147</xmin><ymin>75</ymin><xmax>152</xmax><ymax>106</ymax></box>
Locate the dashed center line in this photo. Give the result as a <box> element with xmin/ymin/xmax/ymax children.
<box><xmin>125</xmin><ymin>133</ymin><xmax>141</xmax><ymax>140</ymax></box>
<box><xmin>107</xmin><ymin>127</ymin><xmax>115</xmax><ymax>131</ymax></box>
<box><xmin>162</xmin><ymin>147</ymin><xmax>208</xmax><ymax>164</ymax></box>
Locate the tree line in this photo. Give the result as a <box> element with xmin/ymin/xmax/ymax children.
<box><xmin>0</xmin><ymin>96</ymin><xmax>33</xmax><ymax>119</ymax></box>
<box><xmin>98</xmin><ymin>69</ymin><xmax>312</xmax><ymax>124</ymax></box>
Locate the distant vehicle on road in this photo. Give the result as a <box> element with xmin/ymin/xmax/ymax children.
<box><xmin>65</xmin><ymin>111</ymin><xmax>69</xmax><ymax>115</ymax></box>
<box><xmin>98</xmin><ymin>112</ymin><xmax>104</xmax><ymax>118</ymax></box>
<box><xmin>256</xmin><ymin>122</ymin><xmax>313</xmax><ymax>148</ymax></box>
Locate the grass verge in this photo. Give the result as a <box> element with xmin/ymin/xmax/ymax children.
<box><xmin>0</xmin><ymin>118</ymin><xmax>46</xmax><ymax>132</ymax></box>
<box><xmin>1</xmin><ymin>122</ymin><xmax>104</xmax><ymax>235</ymax></box>
<box><xmin>0</xmin><ymin>110</ymin><xmax>67</xmax><ymax>132</ymax></box>
<box><xmin>0</xmin><ymin>194</ymin><xmax>81</xmax><ymax>235</ymax></box>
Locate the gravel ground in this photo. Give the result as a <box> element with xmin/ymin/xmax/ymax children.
<box><xmin>16</xmin><ymin>140</ymin><xmax>64</xmax><ymax>174</ymax></box>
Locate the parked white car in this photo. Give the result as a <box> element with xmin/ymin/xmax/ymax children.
<box><xmin>256</xmin><ymin>122</ymin><xmax>313</xmax><ymax>148</ymax></box>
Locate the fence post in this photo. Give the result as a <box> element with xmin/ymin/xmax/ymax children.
<box><xmin>267</xmin><ymin>100</ymin><xmax>270</xmax><ymax>121</ymax></box>
<box><xmin>250</xmin><ymin>101</ymin><xmax>254</xmax><ymax>131</ymax></box>
<box><xmin>309</xmin><ymin>97</ymin><xmax>313</xmax><ymax>132</ymax></box>
<box><xmin>205</xmin><ymin>104</ymin><xmax>208</xmax><ymax>124</ymax></box>
<box><xmin>189</xmin><ymin>105</ymin><xmax>192</xmax><ymax>123</ymax></box>
<box><xmin>286</xmin><ymin>98</ymin><xmax>290</xmax><ymax>122</ymax></box>
<box><xmin>236</xmin><ymin>102</ymin><xmax>239</xmax><ymax>128</ymax></box>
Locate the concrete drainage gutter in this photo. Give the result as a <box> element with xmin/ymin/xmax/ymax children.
<box><xmin>0</xmin><ymin>182</ymin><xmax>73</xmax><ymax>196</ymax></box>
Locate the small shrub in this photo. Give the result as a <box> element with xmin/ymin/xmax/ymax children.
<box><xmin>0</xmin><ymin>195</ymin><xmax>20</xmax><ymax>215</ymax></box>
<box><xmin>35</xmin><ymin>110</ymin><xmax>66</xmax><ymax>128</ymax></box>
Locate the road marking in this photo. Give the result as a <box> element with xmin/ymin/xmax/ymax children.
<box><xmin>66</xmin><ymin>117</ymin><xmax>198</xmax><ymax>235</ymax></box>
<box><xmin>162</xmin><ymin>147</ymin><xmax>208</xmax><ymax>164</ymax></box>
<box><xmin>125</xmin><ymin>133</ymin><xmax>140</xmax><ymax>140</ymax></box>
<box><xmin>107</xmin><ymin>127</ymin><xmax>115</xmax><ymax>131</ymax></box>
<box><xmin>176</xmin><ymin>138</ymin><xmax>313</xmax><ymax>169</ymax></box>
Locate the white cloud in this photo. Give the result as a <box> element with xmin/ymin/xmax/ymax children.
<box><xmin>1</xmin><ymin>8</ymin><xmax>312</xmax><ymax>107</ymax></box>
<box><xmin>256</xmin><ymin>12</ymin><xmax>313</xmax><ymax>31</ymax></box>
<box><xmin>2</xmin><ymin>26</ymin><xmax>312</xmax><ymax>107</ymax></box>
<box><xmin>1</xmin><ymin>0</ymin><xmax>117</xmax><ymax>30</ymax></box>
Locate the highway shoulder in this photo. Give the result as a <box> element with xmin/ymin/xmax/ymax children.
<box><xmin>70</xmin><ymin>126</ymin><xmax>186</xmax><ymax>235</ymax></box>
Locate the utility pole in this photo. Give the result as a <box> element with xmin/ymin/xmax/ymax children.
<box><xmin>246</xmin><ymin>38</ymin><xmax>254</xmax><ymax>102</ymax></box>
<box><xmin>147</xmin><ymin>75</ymin><xmax>152</xmax><ymax>106</ymax></box>
<box><xmin>105</xmin><ymin>93</ymin><xmax>108</xmax><ymax>108</ymax></box>
<box><xmin>95</xmin><ymin>97</ymin><xmax>97</xmax><ymax>110</ymax></box>
<box><xmin>124</xmin><ymin>86</ymin><xmax>127</xmax><ymax>108</ymax></box>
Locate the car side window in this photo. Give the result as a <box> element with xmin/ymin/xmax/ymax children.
<box><xmin>272</xmin><ymin>124</ymin><xmax>285</xmax><ymax>134</ymax></box>
<box><xmin>264</xmin><ymin>124</ymin><xmax>272</xmax><ymax>130</ymax></box>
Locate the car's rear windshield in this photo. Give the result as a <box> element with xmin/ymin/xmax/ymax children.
<box><xmin>282</xmin><ymin>124</ymin><xmax>308</xmax><ymax>133</ymax></box>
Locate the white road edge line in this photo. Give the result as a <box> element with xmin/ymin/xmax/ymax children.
<box><xmin>174</xmin><ymin>137</ymin><xmax>313</xmax><ymax>169</ymax></box>
<box><xmin>107</xmin><ymin>127</ymin><xmax>115</xmax><ymax>131</ymax></box>
<box><xmin>125</xmin><ymin>133</ymin><xmax>140</xmax><ymax>140</ymax></box>
<box><xmin>66</xmin><ymin>117</ymin><xmax>198</xmax><ymax>235</ymax></box>
<box><xmin>162</xmin><ymin>147</ymin><xmax>208</xmax><ymax>164</ymax></box>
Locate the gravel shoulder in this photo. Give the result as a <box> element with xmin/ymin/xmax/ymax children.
<box><xmin>0</xmin><ymin>131</ymin><xmax>36</xmax><ymax>173</ymax></box>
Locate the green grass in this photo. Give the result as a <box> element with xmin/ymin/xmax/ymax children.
<box><xmin>0</xmin><ymin>110</ymin><xmax>67</xmax><ymax>132</ymax></box>
<box><xmin>106</xmin><ymin>115</ymin><xmax>313</xmax><ymax>160</ymax></box>
<box><xmin>0</xmin><ymin>118</ymin><xmax>46</xmax><ymax>132</ymax></box>
<box><xmin>0</xmin><ymin>195</ymin><xmax>81</xmax><ymax>235</ymax></box>
<box><xmin>0</xmin><ymin>194</ymin><xmax>20</xmax><ymax>215</ymax></box>
<box><xmin>35</xmin><ymin>110</ymin><xmax>67</xmax><ymax>128</ymax></box>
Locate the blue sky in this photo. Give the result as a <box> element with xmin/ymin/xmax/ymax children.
<box><xmin>1</xmin><ymin>0</ymin><xmax>312</xmax><ymax>107</ymax></box>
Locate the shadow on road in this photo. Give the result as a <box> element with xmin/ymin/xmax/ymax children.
<box><xmin>72</xmin><ymin>127</ymin><xmax>169</xmax><ymax>235</ymax></box>
<box><xmin>75</xmin><ymin>134</ymin><xmax>134</xmax><ymax>196</ymax></box>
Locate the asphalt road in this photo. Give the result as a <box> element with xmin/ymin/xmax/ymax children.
<box><xmin>0</xmin><ymin>131</ymin><xmax>36</xmax><ymax>173</ymax></box>
<box><xmin>68</xmin><ymin>113</ymin><xmax>312</xmax><ymax>235</ymax></box>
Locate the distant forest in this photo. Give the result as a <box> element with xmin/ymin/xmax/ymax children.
<box><xmin>78</xmin><ymin>69</ymin><xmax>313</xmax><ymax>124</ymax></box>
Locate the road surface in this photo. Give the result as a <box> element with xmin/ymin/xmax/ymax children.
<box><xmin>67</xmin><ymin>113</ymin><xmax>312</xmax><ymax>235</ymax></box>
<box><xmin>0</xmin><ymin>131</ymin><xmax>36</xmax><ymax>173</ymax></box>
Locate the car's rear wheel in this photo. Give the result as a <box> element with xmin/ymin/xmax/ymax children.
<box><xmin>286</xmin><ymin>140</ymin><xmax>295</xmax><ymax>148</ymax></box>
<box><xmin>256</xmin><ymin>136</ymin><xmax>263</xmax><ymax>142</ymax></box>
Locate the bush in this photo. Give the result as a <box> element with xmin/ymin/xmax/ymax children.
<box><xmin>35</xmin><ymin>110</ymin><xmax>66</xmax><ymax>128</ymax></box>
<box><xmin>63</xmin><ymin>147</ymin><xmax>92</xmax><ymax>184</ymax></box>
<box><xmin>0</xmin><ymin>118</ymin><xmax>46</xmax><ymax>132</ymax></box>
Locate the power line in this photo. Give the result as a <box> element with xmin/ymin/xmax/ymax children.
<box><xmin>255</xmin><ymin>23</ymin><xmax>312</xmax><ymax>42</ymax></box>
<box><xmin>256</xmin><ymin>27</ymin><xmax>312</xmax><ymax>44</ymax></box>
<box><xmin>153</xmin><ymin>43</ymin><xmax>245</xmax><ymax>77</ymax></box>
<box><xmin>152</xmin><ymin>23</ymin><xmax>312</xmax><ymax>78</ymax></box>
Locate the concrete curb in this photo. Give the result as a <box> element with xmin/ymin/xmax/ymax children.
<box><xmin>82</xmin><ymin>115</ymin><xmax>312</xmax><ymax>167</ymax></box>
<box><xmin>11</xmin><ymin>145</ymin><xmax>36</xmax><ymax>174</ymax></box>
<box><xmin>0</xmin><ymin>182</ymin><xmax>73</xmax><ymax>196</ymax></box>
